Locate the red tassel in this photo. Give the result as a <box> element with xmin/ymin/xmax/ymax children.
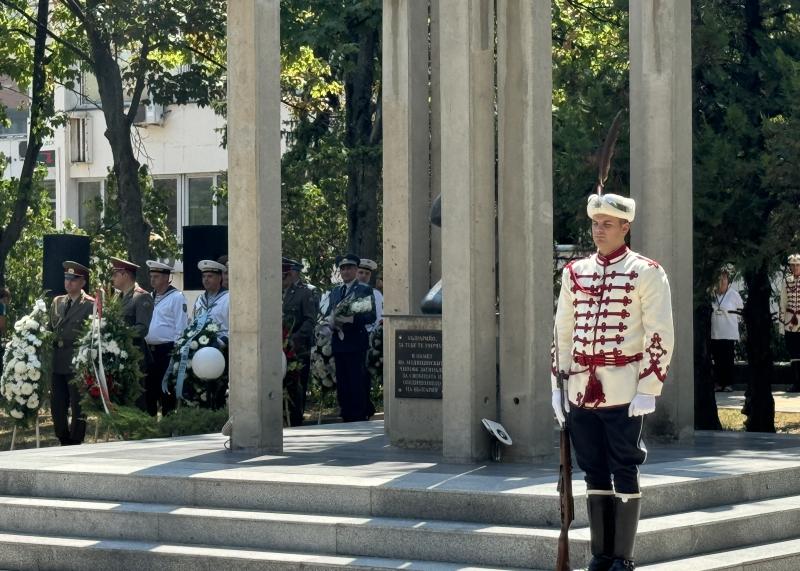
<box><xmin>582</xmin><ymin>367</ymin><xmax>607</xmax><ymax>407</ymax></box>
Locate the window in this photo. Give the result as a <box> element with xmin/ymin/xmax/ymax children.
<box><xmin>0</xmin><ymin>105</ymin><xmax>27</xmax><ymax>137</ymax></box>
<box><xmin>188</xmin><ymin>177</ymin><xmax>214</xmax><ymax>225</ymax></box>
<box><xmin>42</xmin><ymin>180</ymin><xmax>56</xmax><ymax>226</ymax></box>
<box><xmin>153</xmin><ymin>178</ymin><xmax>178</xmax><ymax>235</ymax></box>
<box><xmin>215</xmin><ymin>173</ymin><xmax>228</xmax><ymax>225</ymax></box>
<box><xmin>78</xmin><ymin>181</ymin><xmax>102</xmax><ymax>229</ymax></box>
<box><xmin>79</xmin><ymin>70</ymin><xmax>101</xmax><ymax>107</ymax></box>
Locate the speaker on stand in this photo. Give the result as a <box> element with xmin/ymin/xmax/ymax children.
<box><xmin>182</xmin><ymin>225</ymin><xmax>228</xmax><ymax>291</ymax></box>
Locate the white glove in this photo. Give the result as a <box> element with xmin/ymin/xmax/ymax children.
<box><xmin>628</xmin><ymin>393</ymin><xmax>656</xmax><ymax>417</ymax></box>
<box><xmin>552</xmin><ymin>389</ymin><xmax>569</xmax><ymax>427</ymax></box>
<box><xmin>335</xmin><ymin>314</ymin><xmax>354</xmax><ymax>325</ymax></box>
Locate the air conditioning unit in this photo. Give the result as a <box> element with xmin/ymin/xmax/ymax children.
<box><xmin>133</xmin><ymin>102</ymin><xmax>164</xmax><ymax>126</ymax></box>
<box><xmin>69</xmin><ymin>116</ymin><xmax>92</xmax><ymax>163</ymax></box>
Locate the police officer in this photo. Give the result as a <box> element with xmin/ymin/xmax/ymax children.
<box><xmin>282</xmin><ymin>257</ymin><xmax>318</xmax><ymax>426</ymax></box>
<box><xmin>324</xmin><ymin>253</ymin><xmax>377</xmax><ymax>422</ymax></box>
<box><xmin>357</xmin><ymin>258</ymin><xmax>383</xmax><ymax>332</ymax></box>
<box><xmin>110</xmin><ymin>256</ymin><xmax>154</xmax><ymax>411</ymax></box>
<box><xmin>552</xmin><ymin>193</ymin><xmax>674</xmax><ymax>571</ymax></box>
<box><xmin>50</xmin><ymin>262</ymin><xmax>94</xmax><ymax>445</ymax></box>
<box><xmin>144</xmin><ymin>260</ymin><xmax>188</xmax><ymax>416</ymax></box>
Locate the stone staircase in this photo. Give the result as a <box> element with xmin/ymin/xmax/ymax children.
<box><xmin>0</xmin><ymin>429</ymin><xmax>799</xmax><ymax>570</ymax></box>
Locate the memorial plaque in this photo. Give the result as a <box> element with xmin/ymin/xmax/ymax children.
<box><xmin>395</xmin><ymin>329</ymin><xmax>442</xmax><ymax>399</ymax></box>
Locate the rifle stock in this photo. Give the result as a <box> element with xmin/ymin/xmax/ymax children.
<box><xmin>556</xmin><ymin>422</ymin><xmax>574</xmax><ymax>571</ymax></box>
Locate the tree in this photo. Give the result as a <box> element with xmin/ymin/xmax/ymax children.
<box><xmin>1</xmin><ymin>0</ymin><xmax>226</xmax><ymax>284</ymax></box>
<box><xmin>693</xmin><ymin>0</ymin><xmax>800</xmax><ymax>432</ymax></box>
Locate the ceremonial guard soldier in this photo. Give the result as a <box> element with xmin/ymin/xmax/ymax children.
<box><xmin>110</xmin><ymin>256</ymin><xmax>154</xmax><ymax>410</ymax></box>
<box><xmin>50</xmin><ymin>262</ymin><xmax>94</xmax><ymax>445</ymax></box>
<box><xmin>779</xmin><ymin>254</ymin><xmax>800</xmax><ymax>392</ymax></box>
<box><xmin>144</xmin><ymin>260</ymin><xmax>188</xmax><ymax>416</ymax></box>
<box><xmin>551</xmin><ymin>193</ymin><xmax>674</xmax><ymax>571</ymax></box>
<box><xmin>325</xmin><ymin>253</ymin><xmax>377</xmax><ymax>422</ymax></box>
<box><xmin>357</xmin><ymin>258</ymin><xmax>383</xmax><ymax>332</ymax></box>
<box><xmin>282</xmin><ymin>257</ymin><xmax>318</xmax><ymax>426</ymax></box>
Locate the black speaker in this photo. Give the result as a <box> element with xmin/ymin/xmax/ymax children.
<box><xmin>42</xmin><ymin>234</ymin><xmax>91</xmax><ymax>297</ymax></box>
<box><xmin>182</xmin><ymin>225</ymin><xmax>228</xmax><ymax>290</ymax></box>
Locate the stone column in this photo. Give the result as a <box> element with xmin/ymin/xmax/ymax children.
<box><xmin>439</xmin><ymin>0</ymin><xmax>497</xmax><ymax>462</ymax></box>
<box><xmin>227</xmin><ymin>0</ymin><xmax>284</xmax><ymax>451</ymax></box>
<box><xmin>382</xmin><ymin>0</ymin><xmax>431</xmax><ymax>317</ymax></box>
<box><xmin>430</xmin><ymin>0</ymin><xmax>442</xmax><ymax>285</ymax></box>
<box><xmin>629</xmin><ymin>0</ymin><xmax>693</xmax><ymax>440</ymax></box>
<box><xmin>497</xmin><ymin>0</ymin><xmax>554</xmax><ymax>461</ymax></box>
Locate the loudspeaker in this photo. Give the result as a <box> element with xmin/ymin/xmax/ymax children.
<box><xmin>182</xmin><ymin>225</ymin><xmax>228</xmax><ymax>290</ymax></box>
<box><xmin>42</xmin><ymin>234</ymin><xmax>91</xmax><ymax>297</ymax></box>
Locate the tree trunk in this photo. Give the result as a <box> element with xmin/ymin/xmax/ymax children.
<box><xmin>0</xmin><ymin>0</ymin><xmax>52</xmax><ymax>288</ymax></box>
<box><xmin>84</xmin><ymin>24</ymin><xmax>151</xmax><ymax>286</ymax></box>
<box><xmin>694</xmin><ymin>302</ymin><xmax>722</xmax><ymax>430</ymax></box>
<box><xmin>742</xmin><ymin>266</ymin><xmax>775</xmax><ymax>432</ymax></box>
<box><xmin>344</xmin><ymin>26</ymin><xmax>381</xmax><ymax>260</ymax></box>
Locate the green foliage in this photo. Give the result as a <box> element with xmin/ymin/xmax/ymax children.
<box><xmin>157</xmin><ymin>406</ymin><xmax>228</xmax><ymax>437</ymax></box>
<box><xmin>95</xmin><ymin>405</ymin><xmax>161</xmax><ymax>440</ymax></box>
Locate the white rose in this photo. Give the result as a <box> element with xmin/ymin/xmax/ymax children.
<box><xmin>119</xmin><ymin>364</ymin><xmax>125</xmax><ymax>371</ymax></box>
<box><xmin>28</xmin><ymin>369</ymin><xmax>41</xmax><ymax>381</ymax></box>
<box><xmin>16</xmin><ymin>396</ymin><xmax>27</xmax><ymax>405</ymax></box>
<box><xmin>35</xmin><ymin>299</ymin><xmax>47</xmax><ymax>312</ymax></box>
<box><xmin>198</xmin><ymin>336</ymin><xmax>209</xmax><ymax>346</ymax></box>
<box><xmin>27</xmin><ymin>334</ymin><xmax>37</xmax><ymax>343</ymax></box>
<box><xmin>25</xmin><ymin>345</ymin><xmax>35</xmax><ymax>355</ymax></box>
<box><xmin>206</xmin><ymin>323</ymin><xmax>219</xmax><ymax>332</ymax></box>
<box><xmin>9</xmin><ymin>409</ymin><xmax>23</xmax><ymax>419</ymax></box>
<box><xmin>322</xmin><ymin>345</ymin><xmax>332</xmax><ymax>357</ymax></box>
<box><xmin>26</xmin><ymin>319</ymin><xmax>39</xmax><ymax>330</ymax></box>
<box><xmin>26</xmin><ymin>395</ymin><xmax>39</xmax><ymax>409</ymax></box>
<box><xmin>14</xmin><ymin>362</ymin><xmax>27</xmax><ymax>374</ymax></box>
<box><xmin>20</xmin><ymin>382</ymin><xmax>34</xmax><ymax>396</ymax></box>
<box><xmin>190</xmin><ymin>341</ymin><xmax>198</xmax><ymax>350</ymax></box>
<box><xmin>13</xmin><ymin>351</ymin><xmax>24</xmax><ymax>360</ymax></box>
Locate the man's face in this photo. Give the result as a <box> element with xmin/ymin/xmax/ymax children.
<box><xmin>202</xmin><ymin>271</ymin><xmax>222</xmax><ymax>292</ymax></box>
<box><xmin>791</xmin><ymin>264</ymin><xmax>800</xmax><ymax>278</ymax></box>
<box><xmin>282</xmin><ymin>270</ymin><xmax>296</xmax><ymax>289</ymax></box>
<box><xmin>591</xmin><ymin>214</ymin><xmax>629</xmax><ymax>252</ymax></box>
<box><xmin>340</xmin><ymin>264</ymin><xmax>357</xmax><ymax>283</ymax></box>
<box><xmin>222</xmin><ymin>271</ymin><xmax>229</xmax><ymax>289</ymax></box>
<box><xmin>717</xmin><ymin>274</ymin><xmax>729</xmax><ymax>293</ymax></box>
<box><xmin>357</xmin><ymin>268</ymin><xmax>372</xmax><ymax>284</ymax></box>
<box><xmin>111</xmin><ymin>269</ymin><xmax>131</xmax><ymax>290</ymax></box>
<box><xmin>149</xmin><ymin>271</ymin><xmax>170</xmax><ymax>292</ymax></box>
<box><xmin>64</xmin><ymin>276</ymin><xmax>84</xmax><ymax>296</ymax></box>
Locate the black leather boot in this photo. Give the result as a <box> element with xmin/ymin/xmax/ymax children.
<box><xmin>586</xmin><ymin>494</ymin><xmax>615</xmax><ymax>571</ymax></box>
<box><xmin>608</xmin><ymin>496</ymin><xmax>641</xmax><ymax>570</ymax></box>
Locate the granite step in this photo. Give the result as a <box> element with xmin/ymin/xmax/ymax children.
<box><xmin>638</xmin><ymin>538</ymin><xmax>800</xmax><ymax>571</ymax></box>
<box><xmin>0</xmin><ymin>531</ymin><xmax>534</xmax><ymax>571</ymax></box>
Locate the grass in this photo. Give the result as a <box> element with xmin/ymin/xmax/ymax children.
<box><xmin>718</xmin><ymin>408</ymin><xmax>800</xmax><ymax>434</ymax></box>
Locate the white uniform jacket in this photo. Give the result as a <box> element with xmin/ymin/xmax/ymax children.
<box><xmin>779</xmin><ymin>277</ymin><xmax>800</xmax><ymax>334</ymax></box>
<box><xmin>145</xmin><ymin>286</ymin><xmax>189</xmax><ymax>345</ymax></box>
<box><xmin>193</xmin><ymin>289</ymin><xmax>230</xmax><ymax>340</ymax></box>
<box><xmin>551</xmin><ymin>245</ymin><xmax>675</xmax><ymax>408</ymax></box>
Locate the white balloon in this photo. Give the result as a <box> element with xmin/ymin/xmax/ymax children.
<box><xmin>192</xmin><ymin>347</ymin><xmax>226</xmax><ymax>380</ymax></box>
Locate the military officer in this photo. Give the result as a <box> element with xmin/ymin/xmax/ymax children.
<box><xmin>779</xmin><ymin>254</ymin><xmax>800</xmax><ymax>392</ymax></box>
<box><xmin>110</xmin><ymin>256</ymin><xmax>154</xmax><ymax>411</ymax></box>
<box><xmin>551</xmin><ymin>193</ymin><xmax>674</xmax><ymax>571</ymax></box>
<box><xmin>357</xmin><ymin>258</ymin><xmax>383</xmax><ymax>333</ymax></box>
<box><xmin>144</xmin><ymin>260</ymin><xmax>188</xmax><ymax>416</ymax></box>
<box><xmin>50</xmin><ymin>261</ymin><xmax>94</xmax><ymax>445</ymax></box>
<box><xmin>282</xmin><ymin>257</ymin><xmax>318</xmax><ymax>426</ymax></box>
<box><xmin>324</xmin><ymin>253</ymin><xmax>377</xmax><ymax>422</ymax></box>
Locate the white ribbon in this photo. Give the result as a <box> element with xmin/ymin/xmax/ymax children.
<box><xmin>90</xmin><ymin>292</ymin><xmax>111</xmax><ymax>414</ymax></box>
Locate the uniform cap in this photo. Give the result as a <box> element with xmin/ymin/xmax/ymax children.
<box><xmin>109</xmin><ymin>256</ymin><xmax>140</xmax><ymax>272</ymax></box>
<box><xmin>198</xmin><ymin>259</ymin><xmax>227</xmax><ymax>273</ymax></box>
<box><xmin>337</xmin><ymin>253</ymin><xmax>360</xmax><ymax>268</ymax></box>
<box><xmin>282</xmin><ymin>256</ymin><xmax>302</xmax><ymax>272</ymax></box>
<box><xmin>587</xmin><ymin>193</ymin><xmax>636</xmax><ymax>223</ymax></box>
<box><xmin>63</xmin><ymin>261</ymin><xmax>89</xmax><ymax>280</ymax></box>
<box><xmin>146</xmin><ymin>260</ymin><xmax>174</xmax><ymax>274</ymax></box>
<box><xmin>358</xmin><ymin>258</ymin><xmax>378</xmax><ymax>272</ymax></box>
<box><xmin>788</xmin><ymin>254</ymin><xmax>800</xmax><ymax>265</ymax></box>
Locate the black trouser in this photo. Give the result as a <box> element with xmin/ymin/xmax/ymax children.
<box><xmin>710</xmin><ymin>339</ymin><xmax>735</xmax><ymax>389</ymax></box>
<box><xmin>51</xmin><ymin>373</ymin><xmax>86</xmax><ymax>445</ymax></box>
<box><xmin>569</xmin><ymin>405</ymin><xmax>647</xmax><ymax>495</ymax></box>
<box><xmin>286</xmin><ymin>354</ymin><xmax>311</xmax><ymax>427</ymax></box>
<box><xmin>146</xmin><ymin>343</ymin><xmax>177</xmax><ymax>417</ymax></box>
<box><xmin>333</xmin><ymin>351</ymin><xmax>373</xmax><ymax>422</ymax></box>
<box><xmin>786</xmin><ymin>332</ymin><xmax>800</xmax><ymax>389</ymax></box>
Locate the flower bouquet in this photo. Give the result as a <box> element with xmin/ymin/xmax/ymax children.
<box><xmin>72</xmin><ymin>295</ymin><xmax>143</xmax><ymax>414</ymax></box>
<box><xmin>0</xmin><ymin>299</ymin><xmax>52</xmax><ymax>426</ymax></box>
<box><xmin>366</xmin><ymin>320</ymin><xmax>383</xmax><ymax>385</ymax></box>
<box><xmin>310</xmin><ymin>316</ymin><xmax>336</xmax><ymax>388</ymax></box>
<box><xmin>331</xmin><ymin>294</ymin><xmax>374</xmax><ymax>340</ymax></box>
<box><xmin>163</xmin><ymin>316</ymin><xmax>226</xmax><ymax>408</ymax></box>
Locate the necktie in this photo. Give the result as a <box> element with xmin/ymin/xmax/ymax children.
<box><xmin>65</xmin><ymin>298</ymin><xmax>73</xmax><ymax>313</ymax></box>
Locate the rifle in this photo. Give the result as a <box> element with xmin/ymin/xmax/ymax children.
<box><xmin>554</xmin><ymin>326</ymin><xmax>574</xmax><ymax>571</ymax></box>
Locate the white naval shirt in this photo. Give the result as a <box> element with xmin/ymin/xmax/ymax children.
<box><xmin>367</xmin><ymin>289</ymin><xmax>384</xmax><ymax>332</ymax></box>
<box><xmin>710</xmin><ymin>287</ymin><xmax>743</xmax><ymax>341</ymax></box>
<box><xmin>145</xmin><ymin>286</ymin><xmax>189</xmax><ymax>345</ymax></box>
<box><xmin>193</xmin><ymin>288</ymin><xmax>230</xmax><ymax>339</ymax></box>
<box><xmin>551</xmin><ymin>245</ymin><xmax>675</xmax><ymax>408</ymax></box>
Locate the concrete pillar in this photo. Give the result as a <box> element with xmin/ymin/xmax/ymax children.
<box><xmin>439</xmin><ymin>0</ymin><xmax>496</xmax><ymax>462</ymax></box>
<box><xmin>430</xmin><ymin>0</ymin><xmax>442</xmax><ymax>285</ymax></box>
<box><xmin>227</xmin><ymin>0</ymin><xmax>284</xmax><ymax>451</ymax></box>
<box><xmin>382</xmin><ymin>0</ymin><xmax>431</xmax><ymax>316</ymax></box>
<box><xmin>629</xmin><ymin>0</ymin><xmax>693</xmax><ymax>440</ymax></box>
<box><xmin>497</xmin><ymin>0</ymin><xmax>554</xmax><ymax>461</ymax></box>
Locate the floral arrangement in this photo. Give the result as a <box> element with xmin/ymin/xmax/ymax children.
<box><xmin>0</xmin><ymin>299</ymin><xmax>52</xmax><ymax>426</ymax></box>
<box><xmin>163</xmin><ymin>316</ymin><xmax>225</xmax><ymax>408</ymax></box>
<box><xmin>331</xmin><ymin>294</ymin><xmax>374</xmax><ymax>340</ymax></box>
<box><xmin>310</xmin><ymin>316</ymin><xmax>336</xmax><ymax>388</ymax></box>
<box><xmin>366</xmin><ymin>321</ymin><xmax>383</xmax><ymax>384</ymax></box>
<box><xmin>72</xmin><ymin>295</ymin><xmax>143</xmax><ymax>414</ymax></box>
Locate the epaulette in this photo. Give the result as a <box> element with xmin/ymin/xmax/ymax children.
<box><xmin>633</xmin><ymin>254</ymin><xmax>661</xmax><ymax>269</ymax></box>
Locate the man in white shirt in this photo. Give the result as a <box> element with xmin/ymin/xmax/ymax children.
<box><xmin>193</xmin><ymin>260</ymin><xmax>230</xmax><ymax>346</ymax></box>
<box><xmin>144</xmin><ymin>261</ymin><xmax>188</xmax><ymax>416</ymax></box>
<box><xmin>357</xmin><ymin>259</ymin><xmax>383</xmax><ymax>332</ymax></box>
<box><xmin>710</xmin><ymin>265</ymin><xmax>743</xmax><ymax>393</ymax></box>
